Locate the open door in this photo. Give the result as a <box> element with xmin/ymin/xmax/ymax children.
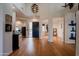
<box><xmin>22</xmin><ymin>27</ymin><xmax>26</xmax><ymax>38</ymax></box>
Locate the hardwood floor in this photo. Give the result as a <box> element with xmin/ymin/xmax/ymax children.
<box><xmin>9</xmin><ymin>36</ymin><xmax>75</xmax><ymax>56</ymax></box>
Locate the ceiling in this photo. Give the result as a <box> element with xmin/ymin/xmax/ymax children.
<box><xmin>25</xmin><ymin>3</ymin><xmax>65</xmax><ymax>19</ymax></box>
<box><xmin>16</xmin><ymin>7</ymin><xmax>27</xmax><ymax>22</ymax></box>
<box><xmin>16</xmin><ymin>3</ymin><xmax>78</xmax><ymax>21</ymax></box>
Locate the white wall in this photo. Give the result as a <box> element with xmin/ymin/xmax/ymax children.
<box><xmin>76</xmin><ymin>11</ymin><xmax>79</xmax><ymax>56</ymax></box>
<box><xmin>65</xmin><ymin>12</ymin><xmax>75</xmax><ymax>44</ymax></box>
<box><xmin>3</xmin><ymin>4</ymin><xmax>13</xmax><ymax>55</ymax></box>
<box><xmin>0</xmin><ymin>4</ymin><xmax>14</xmax><ymax>55</ymax></box>
<box><xmin>0</xmin><ymin>5</ymin><xmax>4</xmax><ymax>56</ymax></box>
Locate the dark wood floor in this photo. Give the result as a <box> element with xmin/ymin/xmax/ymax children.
<box><xmin>9</xmin><ymin>36</ymin><xmax>75</xmax><ymax>56</ymax></box>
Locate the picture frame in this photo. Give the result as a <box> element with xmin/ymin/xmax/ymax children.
<box><xmin>53</xmin><ymin>28</ymin><xmax>57</xmax><ymax>36</ymax></box>
<box><xmin>5</xmin><ymin>14</ymin><xmax>12</xmax><ymax>32</ymax></box>
<box><xmin>5</xmin><ymin>24</ymin><xmax>12</xmax><ymax>32</ymax></box>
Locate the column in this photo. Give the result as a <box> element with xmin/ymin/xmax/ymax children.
<box><xmin>12</xmin><ymin>11</ymin><xmax>16</xmax><ymax>32</ymax></box>
<box><xmin>48</xmin><ymin>18</ymin><xmax>53</xmax><ymax>42</ymax></box>
<box><xmin>26</xmin><ymin>19</ymin><xmax>28</xmax><ymax>38</ymax></box>
<box><xmin>39</xmin><ymin>20</ymin><xmax>42</xmax><ymax>39</ymax></box>
<box><xmin>76</xmin><ymin>11</ymin><xmax>79</xmax><ymax>56</ymax></box>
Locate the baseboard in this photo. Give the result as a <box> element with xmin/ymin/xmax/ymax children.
<box><xmin>8</xmin><ymin>51</ymin><xmax>13</xmax><ymax>56</ymax></box>
<box><xmin>65</xmin><ymin>41</ymin><xmax>75</xmax><ymax>45</ymax></box>
<box><xmin>3</xmin><ymin>51</ymin><xmax>13</xmax><ymax>56</ymax></box>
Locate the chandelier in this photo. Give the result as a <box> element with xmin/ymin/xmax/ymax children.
<box><xmin>31</xmin><ymin>4</ymin><xmax>39</xmax><ymax>13</ymax></box>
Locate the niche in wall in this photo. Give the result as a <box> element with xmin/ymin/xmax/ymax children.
<box><xmin>5</xmin><ymin>14</ymin><xmax>12</xmax><ymax>32</ymax></box>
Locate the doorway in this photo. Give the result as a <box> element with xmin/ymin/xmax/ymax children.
<box><xmin>32</xmin><ymin>22</ymin><xmax>39</xmax><ymax>38</ymax></box>
<box><xmin>28</xmin><ymin>22</ymin><xmax>39</xmax><ymax>38</ymax></box>
<box><xmin>53</xmin><ymin>17</ymin><xmax>64</xmax><ymax>43</ymax></box>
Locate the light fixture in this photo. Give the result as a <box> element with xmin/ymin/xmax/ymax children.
<box><xmin>32</xmin><ymin>19</ymin><xmax>38</xmax><ymax>22</ymax></box>
<box><xmin>31</xmin><ymin>4</ymin><xmax>39</xmax><ymax>21</ymax></box>
<box><xmin>31</xmin><ymin>4</ymin><xmax>39</xmax><ymax>14</ymax></box>
<box><xmin>12</xmin><ymin>6</ymin><xmax>15</xmax><ymax>9</ymax></box>
<box><xmin>62</xmin><ymin>3</ymin><xmax>74</xmax><ymax>9</ymax></box>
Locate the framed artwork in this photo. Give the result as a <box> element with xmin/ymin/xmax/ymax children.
<box><xmin>46</xmin><ymin>24</ymin><xmax>48</xmax><ymax>32</ymax></box>
<box><xmin>5</xmin><ymin>14</ymin><xmax>12</xmax><ymax>32</ymax></box>
<box><xmin>69</xmin><ymin>20</ymin><xmax>76</xmax><ymax>40</ymax></box>
<box><xmin>53</xmin><ymin>28</ymin><xmax>57</xmax><ymax>36</ymax></box>
<box><xmin>5</xmin><ymin>24</ymin><xmax>12</xmax><ymax>32</ymax></box>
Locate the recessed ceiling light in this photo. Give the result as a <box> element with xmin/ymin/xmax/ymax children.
<box><xmin>32</xmin><ymin>19</ymin><xmax>38</xmax><ymax>22</ymax></box>
<box><xmin>12</xmin><ymin>6</ymin><xmax>15</xmax><ymax>9</ymax></box>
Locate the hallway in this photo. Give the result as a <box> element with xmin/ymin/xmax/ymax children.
<box><xmin>0</xmin><ymin>3</ymin><xmax>78</xmax><ymax>56</ymax></box>
<box><xmin>10</xmin><ymin>37</ymin><xmax>75</xmax><ymax>56</ymax></box>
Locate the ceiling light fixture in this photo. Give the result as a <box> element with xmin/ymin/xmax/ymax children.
<box><xmin>31</xmin><ymin>4</ymin><xmax>39</xmax><ymax>14</ymax></box>
<box><xmin>31</xmin><ymin>4</ymin><xmax>39</xmax><ymax>21</ymax></box>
